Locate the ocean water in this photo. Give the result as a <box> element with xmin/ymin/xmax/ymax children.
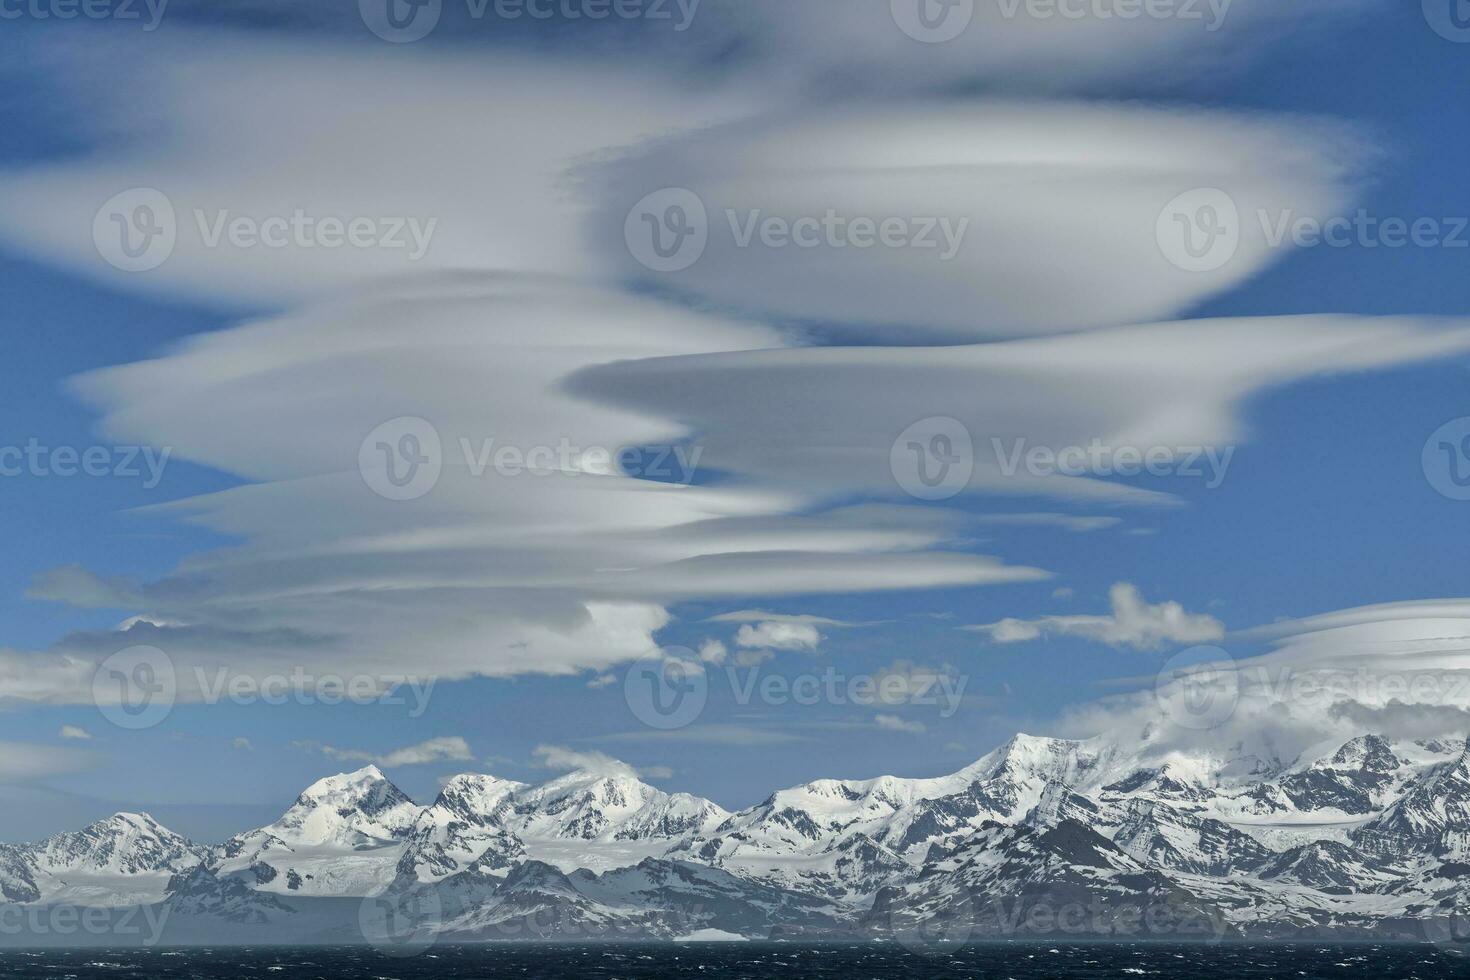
<box><xmin>1</xmin><ymin>943</ymin><xmax>1468</xmax><ymax>978</ymax></box>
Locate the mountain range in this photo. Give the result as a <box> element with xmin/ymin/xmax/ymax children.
<box><xmin>5</xmin><ymin>731</ymin><xmax>1470</xmax><ymax>948</ymax></box>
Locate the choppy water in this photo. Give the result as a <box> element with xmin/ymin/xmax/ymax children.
<box><xmin>2</xmin><ymin>943</ymin><xmax>1469</xmax><ymax>979</ymax></box>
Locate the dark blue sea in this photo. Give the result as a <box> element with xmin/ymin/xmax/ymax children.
<box><xmin>2</xmin><ymin>944</ymin><xmax>1469</xmax><ymax>978</ymax></box>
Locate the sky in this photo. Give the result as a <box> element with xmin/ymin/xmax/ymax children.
<box><xmin>0</xmin><ymin>0</ymin><xmax>1469</xmax><ymax>843</ymax></box>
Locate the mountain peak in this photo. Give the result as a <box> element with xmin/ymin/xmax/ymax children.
<box><xmin>271</xmin><ymin>766</ymin><xmax>420</xmax><ymax>846</ymax></box>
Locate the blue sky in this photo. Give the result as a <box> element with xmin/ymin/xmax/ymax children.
<box><xmin>1</xmin><ymin>1</ymin><xmax>1469</xmax><ymax>842</ymax></box>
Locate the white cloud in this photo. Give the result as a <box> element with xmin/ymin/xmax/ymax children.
<box><xmin>2</xmin><ymin>32</ymin><xmax>1464</xmax><ymax>717</ymax></box>
<box><xmin>697</xmin><ymin>639</ymin><xmax>728</xmax><ymax>665</ymax></box>
<box><xmin>572</xmin><ymin>315</ymin><xmax>1470</xmax><ymax>505</ymax></box>
<box><xmin>873</xmin><ymin>660</ymin><xmax>961</xmax><ymax>706</ymax></box>
<box><xmin>531</xmin><ymin>745</ymin><xmax>670</xmax><ymax>780</ymax></box>
<box><xmin>733</xmin><ymin>648</ymin><xmax>775</xmax><ymax>668</ymax></box>
<box><xmin>0</xmin><ymin>38</ymin><xmax>761</xmax><ymax>309</ymax></box>
<box><xmin>973</xmin><ymin>514</ymin><xmax>1122</xmax><ymax>533</ymax></box>
<box><xmin>592</xmin><ymin>102</ymin><xmax>1368</xmax><ymax>340</ymax></box>
<box><xmin>875</xmin><ymin>714</ymin><xmax>926</xmax><ymax>734</ymax></box>
<box><xmin>967</xmin><ymin>582</ymin><xmax>1223</xmax><ymax>650</ymax></box>
<box><xmin>707</xmin><ymin>610</ymin><xmax>865</xmax><ymax>627</ymax></box>
<box><xmin>1056</xmin><ymin>598</ymin><xmax>1470</xmax><ymax>772</ymax></box>
<box><xmin>0</xmin><ymin>275</ymin><xmax>1052</xmax><ymax>707</ymax></box>
<box><xmin>232</xmin><ymin>737</ymin><xmax>254</xmax><ymax>751</ymax></box>
<box><xmin>297</xmin><ymin>736</ymin><xmax>473</xmax><ymax>768</ymax></box>
<box><xmin>734</xmin><ymin>621</ymin><xmax>822</xmax><ymax>652</ymax></box>
<box><xmin>678</xmin><ymin>0</ymin><xmax>1379</xmax><ymax>94</ymax></box>
<box><xmin>597</xmin><ymin>724</ymin><xmax>805</xmax><ymax>747</ymax></box>
<box><xmin>57</xmin><ymin>725</ymin><xmax>92</xmax><ymax>741</ymax></box>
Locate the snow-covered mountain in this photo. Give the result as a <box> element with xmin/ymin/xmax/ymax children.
<box><xmin>8</xmin><ymin>732</ymin><xmax>1470</xmax><ymax>943</ymax></box>
<box><xmin>207</xmin><ymin>764</ymin><xmax>727</xmax><ymax>896</ymax></box>
<box><xmin>5</xmin><ymin>812</ymin><xmax>205</xmax><ymax>908</ymax></box>
<box><xmin>500</xmin><ymin>768</ymin><xmax>729</xmax><ymax>873</ymax></box>
<box><xmin>212</xmin><ymin>766</ymin><xmax>421</xmax><ymax>897</ymax></box>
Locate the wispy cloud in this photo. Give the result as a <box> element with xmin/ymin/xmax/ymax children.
<box><xmin>293</xmin><ymin>736</ymin><xmax>473</xmax><ymax>768</ymax></box>
<box><xmin>874</xmin><ymin>714</ymin><xmax>927</xmax><ymax>735</ymax></box>
<box><xmin>966</xmin><ymin>583</ymin><xmax>1223</xmax><ymax>651</ymax></box>
<box><xmin>531</xmin><ymin>745</ymin><xmax>671</xmax><ymax>780</ymax></box>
